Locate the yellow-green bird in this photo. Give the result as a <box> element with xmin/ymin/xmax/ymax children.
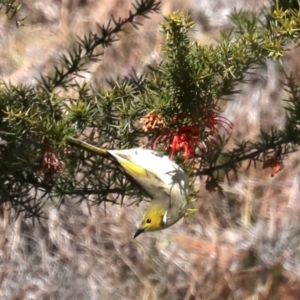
<box><xmin>67</xmin><ymin>138</ymin><xmax>189</xmax><ymax>238</ymax></box>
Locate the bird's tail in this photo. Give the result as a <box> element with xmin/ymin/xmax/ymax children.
<box><xmin>66</xmin><ymin>138</ymin><xmax>108</xmax><ymax>156</ymax></box>
<box><xmin>67</xmin><ymin>138</ymin><xmax>158</xmax><ymax>183</ymax></box>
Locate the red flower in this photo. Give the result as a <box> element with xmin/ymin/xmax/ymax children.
<box><xmin>153</xmin><ymin>125</ymin><xmax>201</xmax><ymax>161</ymax></box>
<box><xmin>151</xmin><ymin>111</ymin><xmax>233</xmax><ymax>161</ymax></box>
<box><xmin>170</xmin><ymin>125</ymin><xmax>200</xmax><ymax>160</ymax></box>
<box><xmin>262</xmin><ymin>157</ymin><xmax>284</xmax><ymax>177</ymax></box>
<box><xmin>206</xmin><ymin>112</ymin><xmax>233</xmax><ymax>135</ymax></box>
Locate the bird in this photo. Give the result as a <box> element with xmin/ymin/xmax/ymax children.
<box><xmin>67</xmin><ymin>138</ymin><xmax>189</xmax><ymax>238</ymax></box>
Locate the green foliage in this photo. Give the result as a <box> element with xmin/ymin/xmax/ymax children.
<box><xmin>0</xmin><ymin>0</ymin><xmax>161</xmax><ymax>217</ymax></box>
<box><xmin>1</xmin><ymin>0</ymin><xmax>300</xmax><ymax>220</ymax></box>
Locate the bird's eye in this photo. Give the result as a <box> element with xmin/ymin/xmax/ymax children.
<box><xmin>146</xmin><ymin>218</ymin><xmax>152</xmax><ymax>223</ymax></box>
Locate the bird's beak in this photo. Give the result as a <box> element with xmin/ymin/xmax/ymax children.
<box><xmin>133</xmin><ymin>228</ymin><xmax>144</xmax><ymax>239</ymax></box>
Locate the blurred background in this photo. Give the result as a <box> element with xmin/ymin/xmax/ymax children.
<box><xmin>2</xmin><ymin>0</ymin><xmax>300</xmax><ymax>299</ymax></box>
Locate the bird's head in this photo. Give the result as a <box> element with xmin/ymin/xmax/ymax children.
<box><xmin>133</xmin><ymin>201</ymin><xmax>168</xmax><ymax>238</ymax></box>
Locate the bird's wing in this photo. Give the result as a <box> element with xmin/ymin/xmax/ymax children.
<box><xmin>108</xmin><ymin>148</ymin><xmax>188</xmax><ymax>202</ymax></box>
<box><xmin>107</xmin><ymin>149</ymin><xmax>165</xmax><ymax>198</ymax></box>
<box><xmin>111</xmin><ymin>154</ymin><xmax>163</xmax><ymax>183</ymax></box>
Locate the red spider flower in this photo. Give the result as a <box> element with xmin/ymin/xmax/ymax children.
<box><xmin>262</xmin><ymin>157</ymin><xmax>284</xmax><ymax>177</ymax></box>
<box><xmin>148</xmin><ymin>110</ymin><xmax>233</xmax><ymax>162</ymax></box>
<box><xmin>170</xmin><ymin>125</ymin><xmax>201</xmax><ymax>160</ymax></box>
<box><xmin>153</xmin><ymin>125</ymin><xmax>202</xmax><ymax>161</ymax></box>
<box><xmin>206</xmin><ymin>112</ymin><xmax>234</xmax><ymax>135</ymax></box>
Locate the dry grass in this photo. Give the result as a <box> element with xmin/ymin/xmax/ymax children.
<box><xmin>2</xmin><ymin>0</ymin><xmax>300</xmax><ymax>299</ymax></box>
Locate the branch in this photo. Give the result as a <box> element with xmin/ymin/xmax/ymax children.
<box><xmin>40</xmin><ymin>0</ymin><xmax>161</xmax><ymax>92</ymax></box>
<box><xmin>197</xmin><ymin>138</ymin><xmax>293</xmax><ymax>176</ymax></box>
